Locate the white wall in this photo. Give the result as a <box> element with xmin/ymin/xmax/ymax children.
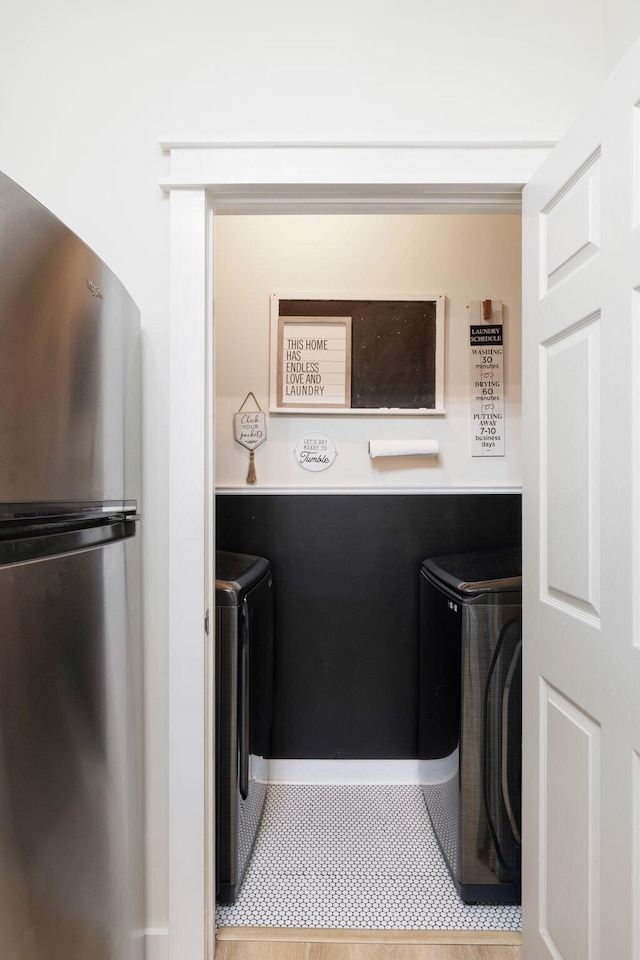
<box><xmin>0</xmin><ymin>0</ymin><xmax>619</xmax><ymax>941</ymax></box>
<box><xmin>604</xmin><ymin>0</ymin><xmax>640</xmax><ymax>70</ymax></box>
<box><xmin>182</xmin><ymin>0</ymin><xmax>604</xmax><ymax>143</ymax></box>
<box><xmin>215</xmin><ymin>214</ymin><xmax>522</xmax><ymax>490</ymax></box>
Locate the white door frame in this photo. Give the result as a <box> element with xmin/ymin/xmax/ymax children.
<box><xmin>162</xmin><ymin>140</ymin><xmax>552</xmax><ymax>960</ymax></box>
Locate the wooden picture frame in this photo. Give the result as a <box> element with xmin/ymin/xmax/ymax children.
<box><xmin>277</xmin><ymin>315</ymin><xmax>352</xmax><ymax>409</ymax></box>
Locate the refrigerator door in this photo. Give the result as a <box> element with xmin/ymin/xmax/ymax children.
<box><xmin>0</xmin><ymin>532</ymin><xmax>143</xmax><ymax>960</ymax></box>
<box><xmin>0</xmin><ymin>172</ymin><xmax>140</xmax><ymax>504</ymax></box>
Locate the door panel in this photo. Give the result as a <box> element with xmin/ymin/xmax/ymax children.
<box><xmin>542</xmin><ymin>684</ymin><xmax>601</xmax><ymax>960</ymax></box>
<box><xmin>542</xmin><ymin>150</ymin><xmax>601</xmax><ymax>293</ymax></box>
<box><xmin>523</xmin><ymin>36</ymin><xmax>640</xmax><ymax>960</ymax></box>
<box><xmin>543</xmin><ymin>316</ymin><xmax>600</xmax><ymax>618</ymax></box>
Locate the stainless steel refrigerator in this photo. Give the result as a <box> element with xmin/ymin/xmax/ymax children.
<box><xmin>0</xmin><ymin>172</ymin><xmax>143</xmax><ymax>960</ymax></box>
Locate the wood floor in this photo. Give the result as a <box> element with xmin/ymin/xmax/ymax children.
<box><xmin>216</xmin><ymin>928</ymin><xmax>522</xmax><ymax>960</ymax></box>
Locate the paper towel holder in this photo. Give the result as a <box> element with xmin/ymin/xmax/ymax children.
<box><xmin>368</xmin><ymin>439</ymin><xmax>440</xmax><ymax>458</ymax></box>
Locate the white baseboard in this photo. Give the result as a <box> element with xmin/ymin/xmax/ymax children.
<box><xmin>143</xmin><ymin>928</ymin><xmax>169</xmax><ymax>960</ymax></box>
<box><xmin>260</xmin><ymin>756</ymin><xmax>457</xmax><ymax>785</ymax></box>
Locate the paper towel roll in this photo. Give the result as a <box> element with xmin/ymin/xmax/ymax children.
<box><xmin>368</xmin><ymin>439</ymin><xmax>440</xmax><ymax>458</ymax></box>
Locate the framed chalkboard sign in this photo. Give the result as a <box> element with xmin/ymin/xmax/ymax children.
<box><xmin>269</xmin><ymin>293</ymin><xmax>445</xmax><ymax>415</ymax></box>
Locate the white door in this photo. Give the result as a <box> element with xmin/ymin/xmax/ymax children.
<box><xmin>522</xmin><ymin>37</ymin><xmax>640</xmax><ymax>960</ymax></box>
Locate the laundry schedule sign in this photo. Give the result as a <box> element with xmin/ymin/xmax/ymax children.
<box><xmin>277</xmin><ymin>316</ymin><xmax>352</xmax><ymax>408</ymax></box>
<box><xmin>469</xmin><ymin>321</ymin><xmax>505</xmax><ymax>457</ymax></box>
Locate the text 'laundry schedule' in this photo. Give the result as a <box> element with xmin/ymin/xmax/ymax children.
<box><xmin>469</xmin><ymin>324</ymin><xmax>505</xmax><ymax>457</ymax></box>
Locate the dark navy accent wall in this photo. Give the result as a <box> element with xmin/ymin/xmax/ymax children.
<box><xmin>216</xmin><ymin>493</ymin><xmax>521</xmax><ymax>760</ymax></box>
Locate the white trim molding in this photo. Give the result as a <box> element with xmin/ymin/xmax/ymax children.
<box><xmin>163</xmin><ymin>139</ymin><xmax>537</xmax><ymax>960</ymax></box>
<box><xmin>215</xmin><ymin>485</ymin><xmax>523</xmax><ymax>496</ymax></box>
<box><xmin>160</xmin><ymin>140</ymin><xmax>554</xmax><ymax>213</ymax></box>
<box><xmin>144</xmin><ymin>929</ymin><xmax>170</xmax><ymax>960</ymax></box>
<box><xmin>167</xmin><ymin>188</ymin><xmax>210</xmax><ymax>960</ymax></box>
<box><xmin>262</xmin><ymin>756</ymin><xmax>458</xmax><ymax>785</ymax></box>
<box><xmin>160</xmin><ymin>139</ymin><xmax>556</xmax><ymax>149</ymax></box>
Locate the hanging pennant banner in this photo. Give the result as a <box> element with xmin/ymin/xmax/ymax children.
<box><xmin>469</xmin><ymin>301</ymin><xmax>505</xmax><ymax>457</ymax></box>
<box><xmin>234</xmin><ymin>392</ymin><xmax>267</xmax><ymax>484</ymax></box>
<box><xmin>233</xmin><ymin>410</ymin><xmax>267</xmax><ymax>450</ymax></box>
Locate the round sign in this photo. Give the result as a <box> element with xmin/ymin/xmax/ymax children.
<box><xmin>294</xmin><ymin>433</ymin><xmax>337</xmax><ymax>472</ymax></box>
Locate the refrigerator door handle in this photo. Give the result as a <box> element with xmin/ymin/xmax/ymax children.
<box><xmin>0</xmin><ymin>517</ymin><xmax>138</xmax><ymax>568</ymax></box>
<box><xmin>239</xmin><ymin>600</ymin><xmax>250</xmax><ymax>800</ymax></box>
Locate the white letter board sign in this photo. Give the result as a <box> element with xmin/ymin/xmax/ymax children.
<box><xmin>278</xmin><ymin>316</ymin><xmax>351</xmax><ymax>408</ymax></box>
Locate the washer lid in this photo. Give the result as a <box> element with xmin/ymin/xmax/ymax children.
<box><xmin>215</xmin><ymin>550</ymin><xmax>270</xmax><ymax>605</ymax></box>
<box><xmin>421</xmin><ymin>546</ymin><xmax>521</xmax><ymax>596</ymax></box>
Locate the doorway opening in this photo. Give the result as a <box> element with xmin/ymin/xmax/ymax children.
<box><xmin>212</xmin><ymin>207</ymin><xmax>523</xmax><ymax>932</ymax></box>
<box><xmin>162</xmin><ymin>139</ymin><xmax>546</xmax><ymax>958</ymax></box>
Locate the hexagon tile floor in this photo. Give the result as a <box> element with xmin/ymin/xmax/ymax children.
<box><xmin>215</xmin><ymin>784</ymin><xmax>522</xmax><ymax>931</ymax></box>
